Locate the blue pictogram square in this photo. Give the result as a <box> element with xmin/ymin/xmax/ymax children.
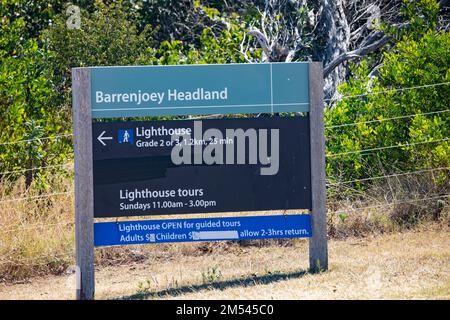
<box><xmin>118</xmin><ymin>129</ymin><xmax>134</xmax><ymax>144</ymax></box>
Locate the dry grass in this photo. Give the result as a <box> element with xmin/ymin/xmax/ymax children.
<box><xmin>0</xmin><ymin>228</ymin><xmax>448</xmax><ymax>299</ymax></box>
<box><xmin>0</xmin><ymin>175</ymin><xmax>74</xmax><ymax>281</ymax></box>
<box><xmin>0</xmin><ymin>173</ymin><xmax>448</xmax><ymax>283</ymax></box>
<box><xmin>0</xmin><ymin>173</ymin><xmax>301</xmax><ymax>282</ymax></box>
<box><xmin>326</xmin><ymin>171</ymin><xmax>450</xmax><ymax>238</ymax></box>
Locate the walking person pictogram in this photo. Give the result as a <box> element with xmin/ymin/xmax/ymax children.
<box><xmin>123</xmin><ymin>130</ymin><xmax>130</xmax><ymax>143</ymax></box>
<box><xmin>118</xmin><ymin>129</ymin><xmax>134</xmax><ymax>144</ymax></box>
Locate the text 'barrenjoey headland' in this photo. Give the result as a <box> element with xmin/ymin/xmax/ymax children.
<box><xmin>96</xmin><ymin>87</ymin><xmax>228</xmax><ymax>105</ymax></box>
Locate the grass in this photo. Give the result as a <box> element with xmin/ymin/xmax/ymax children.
<box><xmin>0</xmin><ymin>228</ymin><xmax>448</xmax><ymax>299</ymax></box>
<box><xmin>0</xmin><ymin>175</ymin><xmax>74</xmax><ymax>281</ymax></box>
<box><xmin>0</xmin><ymin>172</ymin><xmax>448</xmax><ymax>283</ymax></box>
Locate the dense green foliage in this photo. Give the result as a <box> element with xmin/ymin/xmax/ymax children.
<box><xmin>0</xmin><ymin>0</ymin><xmax>448</xmax><ymax>194</ymax></box>
<box><xmin>325</xmin><ymin>1</ymin><xmax>449</xmax><ymax>192</ymax></box>
<box><xmin>0</xmin><ymin>17</ymin><xmax>71</xmax><ymax>188</ymax></box>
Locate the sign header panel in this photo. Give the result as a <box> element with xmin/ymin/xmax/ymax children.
<box><xmin>90</xmin><ymin>62</ymin><xmax>309</xmax><ymax>118</ymax></box>
<box><xmin>94</xmin><ymin>214</ymin><xmax>312</xmax><ymax>246</ymax></box>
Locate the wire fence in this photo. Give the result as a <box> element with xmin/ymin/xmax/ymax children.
<box><xmin>0</xmin><ymin>81</ymin><xmax>448</xmax><ymax>268</ymax></box>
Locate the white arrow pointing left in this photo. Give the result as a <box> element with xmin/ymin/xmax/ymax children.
<box><xmin>97</xmin><ymin>131</ymin><xmax>113</xmax><ymax>146</ymax></box>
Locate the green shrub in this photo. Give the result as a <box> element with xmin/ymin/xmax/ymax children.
<box><xmin>325</xmin><ymin>30</ymin><xmax>449</xmax><ymax>191</ymax></box>
<box><xmin>0</xmin><ymin>17</ymin><xmax>71</xmax><ymax>189</ymax></box>
<box><xmin>43</xmin><ymin>2</ymin><xmax>156</xmax><ymax>89</ymax></box>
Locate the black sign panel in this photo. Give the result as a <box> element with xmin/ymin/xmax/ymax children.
<box><xmin>92</xmin><ymin>116</ymin><xmax>311</xmax><ymax>218</ymax></box>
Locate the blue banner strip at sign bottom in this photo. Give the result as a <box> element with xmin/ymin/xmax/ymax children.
<box><xmin>94</xmin><ymin>214</ymin><xmax>312</xmax><ymax>247</ymax></box>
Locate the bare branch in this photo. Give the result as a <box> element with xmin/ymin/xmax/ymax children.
<box><xmin>248</xmin><ymin>28</ymin><xmax>271</xmax><ymax>58</ymax></box>
<box><xmin>324</xmin><ymin>34</ymin><xmax>392</xmax><ymax>78</ymax></box>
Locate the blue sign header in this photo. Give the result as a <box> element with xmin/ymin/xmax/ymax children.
<box><xmin>94</xmin><ymin>214</ymin><xmax>311</xmax><ymax>247</ymax></box>
<box><xmin>90</xmin><ymin>62</ymin><xmax>310</xmax><ymax>118</ymax></box>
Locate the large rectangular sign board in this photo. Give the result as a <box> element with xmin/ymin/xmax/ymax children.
<box><xmin>92</xmin><ymin>116</ymin><xmax>311</xmax><ymax>218</ymax></box>
<box><xmin>72</xmin><ymin>62</ymin><xmax>327</xmax><ymax>300</ymax></box>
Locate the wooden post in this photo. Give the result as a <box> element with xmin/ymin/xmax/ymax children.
<box><xmin>308</xmin><ymin>62</ymin><xmax>328</xmax><ymax>272</ymax></box>
<box><xmin>72</xmin><ymin>68</ymin><xmax>95</xmax><ymax>300</ymax></box>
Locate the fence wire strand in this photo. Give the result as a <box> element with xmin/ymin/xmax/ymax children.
<box><xmin>0</xmin><ymin>163</ymin><xmax>72</xmax><ymax>176</ymax></box>
<box><xmin>0</xmin><ymin>191</ymin><xmax>73</xmax><ymax>204</ymax></box>
<box><xmin>324</xmin><ymin>81</ymin><xmax>450</xmax><ymax>102</ymax></box>
<box><xmin>1</xmin><ymin>221</ymin><xmax>74</xmax><ymax>234</ymax></box>
<box><xmin>329</xmin><ymin>194</ymin><xmax>449</xmax><ymax>214</ymax></box>
<box><xmin>325</xmin><ymin>109</ymin><xmax>450</xmax><ymax>130</ymax></box>
<box><xmin>326</xmin><ymin>166</ymin><xmax>450</xmax><ymax>186</ymax></box>
<box><xmin>326</xmin><ymin>137</ymin><xmax>449</xmax><ymax>158</ymax></box>
<box><xmin>0</xmin><ymin>134</ymin><xmax>73</xmax><ymax>147</ymax></box>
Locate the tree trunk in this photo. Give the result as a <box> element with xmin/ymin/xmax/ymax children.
<box><xmin>315</xmin><ymin>0</ymin><xmax>351</xmax><ymax>100</ymax></box>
